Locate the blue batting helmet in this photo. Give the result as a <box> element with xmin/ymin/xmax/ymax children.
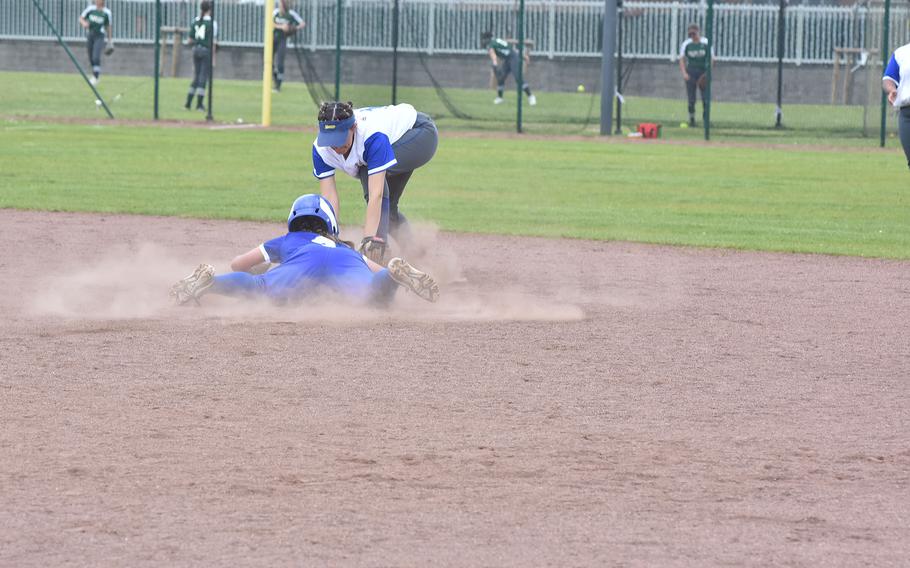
<box><xmin>287</xmin><ymin>194</ymin><xmax>339</xmax><ymax>236</ymax></box>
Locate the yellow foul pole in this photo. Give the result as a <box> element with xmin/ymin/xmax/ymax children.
<box><xmin>261</xmin><ymin>1</ymin><xmax>275</xmax><ymax>126</ymax></box>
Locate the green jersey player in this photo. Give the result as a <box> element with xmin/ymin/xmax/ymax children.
<box><xmin>78</xmin><ymin>0</ymin><xmax>112</xmax><ymax>85</ymax></box>
<box><xmin>678</xmin><ymin>23</ymin><xmax>711</xmax><ymax>127</ymax></box>
<box><xmin>185</xmin><ymin>1</ymin><xmax>217</xmax><ymax>112</ymax></box>
<box><xmin>272</xmin><ymin>0</ymin><xmax>306</xmax><ymax>92</ymax></box>
<box><xmin>481</xmin><ymin>31</ymin><xmax>536</xmax><ymax>106</ymax></box>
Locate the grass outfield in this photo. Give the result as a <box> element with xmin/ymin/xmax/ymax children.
<box><xmin>3</xmin><ymin>117</ymin><xmax>908</xmax><ymax>259</ymax></box>
<box><xmin>3</xmin><ymin>70</ymin><xmax>905</xmax><ymax>147</ymax></box>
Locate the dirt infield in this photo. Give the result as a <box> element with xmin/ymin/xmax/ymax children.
<box><xmin>1</xmin><ymin>209</ymin><xmax>908</xmax><ymax>566</ymax></box>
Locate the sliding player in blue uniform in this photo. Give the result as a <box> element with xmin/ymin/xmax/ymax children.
<box><xmin>170</xmin><ymin>194</ymin><xmax>439</xmax><ymax>306</ymax></box>
<box><xmin>311</xmin><ymin>101</ymin><xmax>438</xmax><ymax>265</ymax></box>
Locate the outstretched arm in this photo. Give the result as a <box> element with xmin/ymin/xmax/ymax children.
<box><xmin>230</xmin><ymin>247</ymin><xmax>268</xmax><ymax>273</ymax></box>
<box><xmin>363</xmin><ymin>171</ymin><xmax>386</xmax><ymax>238</ymax></box>
<box><xmin>320</xmin><ymin>176</ymin><xmax>339</xmax><ymax>220</ymax></box>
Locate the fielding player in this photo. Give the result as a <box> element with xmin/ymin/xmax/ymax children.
<box><xmin>78</xmin><ymin>0</ymin><xmax>113</xmax><ymax>86</ymax></box>
<box><xmin>170</xmin><ymin>194</ymin><xmax>439</xmax><ymax>305</ymax></box>
<box><xmin>185</xmin><ymin>1</ymin><xmax>217</xmax><ymax>112</ymax></box>
<box><xmin>311</xmin><ymin>101</ymin><xmax>438</xmax><ymax>265</ymax></box>
<box><xmin>481</xmin><ymin>31</ymin><xmax>536</xmax><ymax>106</ymax></box>
<box><xmin>272</xmin><ymin>0</ymin><xmax>306</xmax><ymax>93</ymax></box>
<box><xmin>678</xmin><ymin>23</ymin><xmax>711</xmax><ymax>127</ymax></box>
<box><xmin>883</xmin><ymin>41</ymin><xmax>910</xmax><ymax>170</ymax></box>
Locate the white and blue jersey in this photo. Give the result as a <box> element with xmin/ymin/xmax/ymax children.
<box><xmin>312</xmin><ymin>104</ymin><xmax>418</xmax><ymax>179</ymax></box>
<box><xmin>213</xmin><ymin>231</ymin><xmax>397</xmax><ymax>303</ymax></box>
<box><xmin>884</xmin><ymin>44</ymin><xmax>910</xmax><ymax>108</ymax></box>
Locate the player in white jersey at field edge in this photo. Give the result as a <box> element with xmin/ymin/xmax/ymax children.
<box><xmin>883</xmin><ymin>42</ymin><xmax>910</xmax><ymax>170</ymax></box>
<box><xmin>311</xmin><ymin>101</ymin><xmax>439</xmax><ymax>265</ymax></box>
<box><xmin>78</xmin><ymin>0</ymin><xmax>113</xmax><ymax>86</ymax></box>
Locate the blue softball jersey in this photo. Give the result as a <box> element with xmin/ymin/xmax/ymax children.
<box><xmin>255</xmin><ymin>231</ymin><xmax>385</xmax><ymax>301</ymax></box>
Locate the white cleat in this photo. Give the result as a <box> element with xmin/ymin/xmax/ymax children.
<box><xmin>89</xmin><ymin>76</ymin><xmax>98</xmax><ymax>86</ymax></box>
<box><xmin>170</xmin><ymin>263</ymin><xmax>214</xmax><ymax>305</ymax></box>
<box><xmin>387</xmin><ymin>257</ymin><xmax>439</xmax><ymax>303</ymax></box>
<box><xmin>493</xmin><ymin>97</ymin><xmax>504</xmax><ymax>105</ymax></box>
<box><xmin>528</xmin><ymin>94</ymin><xmax>537</xmax><ymax>106</ymax></box>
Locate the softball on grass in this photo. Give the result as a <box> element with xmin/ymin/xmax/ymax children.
<box><xmin>679</xmin><ymin>121</ymin><xmax>688</xmax><ymax>129</ymax></box>
<box><xmin>95</xmin><ymin>99</ymin><xmax>102</xmax><ymax>107</ymax></box>
<box><xmin>577</xmin><ymin>84</ymin><xmax>585</xmax><ymax>93</ymax></box>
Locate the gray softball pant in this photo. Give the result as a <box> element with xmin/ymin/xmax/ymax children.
<box><xmin>272</xmin><ymin>37</ymin><xmax>287</xmax><ymax>83</ymax></box>
<box><xmin>189</xmin><ymin>45</ymin><xmax>212</xmax><ymax>96</ymax></box>
<box><xmin>87</xmin><ymin>33</ymin><xmax>104</xmax><ymax>74</ymax></box>
<box><xmin>686</xmin><ymin>67</ymin><xmax>707</xmax><ymax>116</ymax></box>
<box><xmin>495</xmin><ymin>51</ymin><xmax>528</xmax><ymax>90</ymax></box>
<box><xmin>358</xmin><ymin>112</ymin><xmax>438</xmax><ymax>242</ymax></box>
<box><xmin>900</xmin><ymin>106</ymin><xmax>910</xmax><ymax>170</ymax></box>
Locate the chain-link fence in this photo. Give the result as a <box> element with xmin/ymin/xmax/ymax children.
<box><xmin>3</xmin><ymin>0</ymin><xmax>909</xmax><ymax>141</ymax></box>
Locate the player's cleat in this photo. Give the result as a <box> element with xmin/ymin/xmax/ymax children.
<box><xmin>387</xmin><ymin>257</ymin><xmax>439</xmax><ymax>303</ymax></box>
<box><xmin>89</xmin><ymin>76</ymin><xmax>98</xmax><ymax>86</ymax></box>
<box><xmin>170</xmin><ymin>263</ymin><xmax>214</xmax><ymax>305</ymax></box>
<box><xmin>196</xmin><ymin>105</ymin><xmax>206</xmax><ymax>112</ymax></box>
<box><xmin>493</xmin><ymin>97</ymin><xmax>504</xmax><ymax>105</ymax></box>
<box><xmin>528</xmin><ymin>94</ymin><xmax>537</xmax><ymax>106</ymax></box>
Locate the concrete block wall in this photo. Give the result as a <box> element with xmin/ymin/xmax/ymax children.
<box><xmin>0</xmin><ymin>38</ymin><xmax>880</xmax><ymax>106</ymax></box>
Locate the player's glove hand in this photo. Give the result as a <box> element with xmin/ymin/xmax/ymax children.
<box><xmin>104</xmin><ymin>41</ymin><xmax>115</xmax><ymax>55</ymax></box>
<box><xmin>359</xmin><ymin>236</ymin><xmax>388</xmax><ymax>265</ymax></box>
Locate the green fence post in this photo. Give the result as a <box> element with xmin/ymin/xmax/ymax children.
<box><xmin>775</xmin><ymin>0</ymin><xmax>785</xmax><ymax>128</ymax></box>
<box><xmin>154</xmin><ymin>0</ymin><xmax>161</xmax><ymax>120</ymax></box>
<box><xmin>392</xmin><ymin>0</ymin><xmax>399</xmax><ymax>104</ymax></box>
<box><xmin>516</xmin><ymin>0</ymin><xmax>525</xmax><ymax>134</ymax></box>
<box><xmin>704</xmin><ymin>0</ymin><xmax>714</xmax><ymax>141</ymax></box>
<box><xmin>335</xmin><ymin>0</ymin><xmax>343</xmax><ymax>101</ymax></box>
<box><xmin>30</xmin><ymin>0</ymin><xmax>114</xmax><ymax>118</ymax></box>
<box><xmin>206</xmin><ymin>0</ymin><xmax>215</xmax><ymax>121</ymax></box>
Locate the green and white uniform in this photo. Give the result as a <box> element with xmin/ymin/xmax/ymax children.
<box><xmin>187</xmin><ymin>15</ymin><xmax>217</xmax><ymax>108</ymax></box>
<box><xmin>272</xmin><ymin>8</ymin><xmax>304</xmax><ymax>90</ymax></box>
<box><xmin>488</xmin><ymin>37</ymin><xmax>532</xmax><ymax>100</ymax></box>
<box><xmin>679</xmin><ymin>36</ymin><xmax>710</xmax><ymax>122</ymax></box>
<box><xmin>80</xmin><ymin>4</ymin><xmax>111</xmax><ymax>77</ymax></box>
<box><xmin>680</xmin><ymin>37</ymin><xmax>710</xmax><ymax>71</ymax></box>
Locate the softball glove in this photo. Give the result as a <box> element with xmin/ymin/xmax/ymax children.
<box><xmin>359</xmin><ymin>236</ymin><xmax>388</xmax><ymax>265</ymax></box>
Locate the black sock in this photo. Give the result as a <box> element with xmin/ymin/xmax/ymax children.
<box><xmin>196</xmin><ymin>95</ymin><xmax>204</xmax><ymax>108</ymax></box>
<box><xmin>524</xmin><ymin>86</ymin><xmax>532</xmax><ymax>96</ymax></box>
<box><xmin>185</xmin><ymin>93</ymin><xmax>193</xmax><ymax>107</ymax></box>
<box><xmin>497</xmin><ymin>88</ymin><xmax>503</xmax><ymax>98</ymax></box>
<box><xmin>93</xmin><ymin>71</ymin><xmax>99</xmax><ymax>78</ymax></box>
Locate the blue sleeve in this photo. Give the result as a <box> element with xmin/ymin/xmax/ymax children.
<box><xmin>884</xmin><ymin>54</ymin><xmax>900</xmax><ymax>84</ymax></box>
<box><xmin>261</xmin><ymin>235</ymin><xmax>285</xmax><ymax>264</ymax></box>
<box><xmin>312</xmin><ymin>146</ymin><xmax>335</xmax><ymax>179</ymax></box>
<box><xmin>363</xmin><ymin>132</ymin><xmax>397</xmax><ymax>175</ymax></box>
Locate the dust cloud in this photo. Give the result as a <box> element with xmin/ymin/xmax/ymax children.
<box><xmin>29</xmin><ymin>224</ymin><xmax>584</xmax><ymax>323</ymax></box>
